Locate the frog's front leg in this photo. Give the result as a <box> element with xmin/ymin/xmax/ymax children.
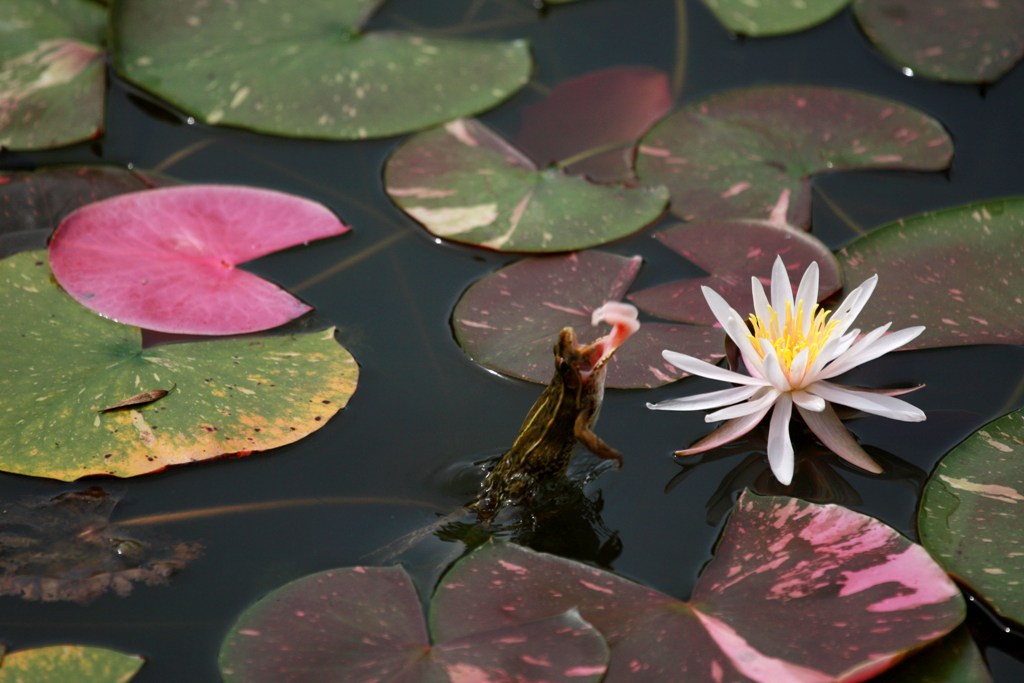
<box><xmin>574</xmin><ymin>412</ymin><xmax>623</xmax><ymax>467</ymax></box>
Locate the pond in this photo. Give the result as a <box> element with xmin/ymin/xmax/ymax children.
<box><xmin>1</xmin><ymin>0</ymin><xmax>1023</xmax><ymax>680</ymax></box>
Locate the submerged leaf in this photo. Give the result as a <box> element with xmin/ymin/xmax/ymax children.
<box><xmin>111</xmin><ymin>0</ymin><xmax>531</xmax><ymax>139</ymax></box>
<box><xmin>0</xmin><ymin>645</ymin><xmax>143</xmax><ymax>682</ymax></box>
<box><xmin>0</xmin><ymin>251</ymin><xmax>359</xmax><ymax>480</ymax></box>
<box><xmin>700</xmin><ymin>0</ymin><xmax>848</xmax><ymax>36</ymax></box>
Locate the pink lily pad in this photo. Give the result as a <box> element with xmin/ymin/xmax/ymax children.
<box><xmin>452</xmin><ymin>251</ymin><xmax>723</xmax><ymax>389</ymax></box>
<box><xmin>433</xmin><ymin>491</ymin><xmax>965</xmax><ymax>681</ymax></box>
<box><xmin>48</xmin><ymin>185</ymin><xmax>349</xmax><ymax>335</ymax></box>
<box><xmin>629</xmin><ymin>219</ymin><xmax>843</xmax><ymax>325</ymax></box>
<box><xmin>516</xmin><ymin>66</ymin><xmax>673</xmax><ymax>182</ymax></box>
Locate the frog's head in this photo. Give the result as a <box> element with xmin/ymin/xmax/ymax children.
<box><xmin>554</xmin><ymin>302</ymin><xmax>640</xmax><ymax>390</ymax></box>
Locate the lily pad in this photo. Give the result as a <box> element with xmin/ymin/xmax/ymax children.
<box><xmin>452</xmin><ymin>250</ymin><xmax>723</xmax><ymax>388</ymax></box>
<box><xmin>853</xmin><ymin>0</ymin><xmax>1024</xmax><ymax>83</ymax></box>
<box><xmin>919</xmin><ymin>408</ymin><xmax>1024</xmax><ymax>626</ymax></box>
<box><xmin>700</xmin><ymin>0</ymin><xmax>849</xmax><ymax>36</ymax></box>
<box><xmin>0</xmin><ymin>0</ymin><xmax>107</xmax><ymax>150</ymax></box>
<box><xmin>111</xmin><ymin>0</ymin><xmax>531</xmax><ymax>140</ymax></box>
<box><xmin>433</xmin><ymin>491</ymin><xmax>964</xmax><ymax>680</ymax></box>
<box><xmin>839</xmin><ymin>196</ymin><xmax>1024</xmax><ymax>349</ymax></box>
<box><xmin>636</xmin><ymin>85</ymin><xmax>953</xmax><ymax>226</ymax></box>
<box><xmin>48</xmin><ymin>185</ymin><xmax>348</xmax><ymax>335</ymax></box>
<box><xmin>219</xmin><ymin>565</ymin><xmax>608</xmax><ymax>682</ymax></box>
<box><xmin>516</xmin><ymin>66</ymin><xmax>673</xmax><ymax>182</ymax></box>
<box><xmin>0</xmin><ymin>251</ymin><xmax>358</xmax><ymax>481</ymax></box>
<box><xmin>629</xmin><ymin>219</ymin><xmax>843</xmax><ymax>325</ymax></box>
<box><xmin>874</xmin><ymin>626</ymin><xmax>992</xmax><ymax>683</ymax></box>
<box><xmin>386</xmin><ymin>119</ymin><xmax>669</xmax><ymax>252</ymax></box>
<box><xmin>0</xmin><ymin>488</ymin><xmax>200</xmax><ymax>603</ymax></box>
<box><xmin>0</xmin><ymin>645</ymin><xmax>143</xmax><ymax>682</ymax></box>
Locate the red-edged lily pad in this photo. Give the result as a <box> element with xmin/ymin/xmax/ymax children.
<box><xmin>700</xmin><ymin>0</ymin><xmax>849</xmax><ymax>36</ymax></box>
<box><xmin>452</xmin><ymin>251</ymin><xmax>723</xmax><ymax>388</ymax></box>
<box><xmin>0</xmin><ymin>0</ymin><xmax>106</xmax><ymax>151</ymax></box>
<box><xmin>432</xmin><ymin>491</ymin><xmax>964</xmax><ymax>680</ymax></box>
<box><xmin>516</xmin><ymin>66</ymin><xmax>673</xmax><ymax>182</ymax></box>
<box><xmin>853</xmin><ymin>0</ymin><xmax>1024</xmax><ymax>83</ymax></box>
<box><xmin>48</xmin><ymin>185</ymin><xmax>348</xmax><ymax>335</ymax></box>
<box><xmin>636</xmin><ymin>85</ymin><xmax>953</xmax><ymax>226</ymax></box>
<box><xmin>0</xmin><ymin>251</ymin><xmax>358</xmax><ymax>481</ymax></box>
<box><xmin>386</xmin><ymin>119</ymin><xmax>669</xmax><ymax>252</ymax></box>
<box><xmin>919</xmin><ymin>407</ymin><xmax>1024</xmax><ymax>627</ymax></box>
<box><xmin>0</xmin><ymin>645</ymin><xmax>144</xmax><ymax>682</ymax></box>
<box><xmin>218</xmin><ymin>565</ymin><xmax>608</xmax><ymax>683</ymax></box>
<box><xmin>629</xmin><ymin>219</ymin><xmax>843</xmax><ymax>325</ymax></box>
<box><xmin>839</xmin><ymin>195</ymin><xmax>1024</xmax><ymax>349</ymax></box>
<box><xmin>111</xmin><ymin>0</ymin><xmax>531</xmax><ymax>140</ymax></box>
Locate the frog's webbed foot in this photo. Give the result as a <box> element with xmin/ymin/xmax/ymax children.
<box><xmin>574</xmin><ymin>413</ymin><xmax>623</xmax><ymax>467</ymax></box>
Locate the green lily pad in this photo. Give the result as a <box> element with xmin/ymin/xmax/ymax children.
<box><xmin>0</xmin><ymin>251</ymin><xmax>358</xmax><ymax>481</ymax></box>
<box><xmin>219</xmin><ymin>565</ymin><xmax>608</xmax><ymax>682</ymax></box>
<box><xmin>839</xmin><ymin>196</ymin><xmax>1024</xmax><ymax>349</ymax></box>
<box><xmin>0</xmin><ymin>0</ymin><xmax>106</xmax><ymax>150</ymax></box>
<box><xmin>853</xmin><ymin>0</ymin><xmax>1024</xmax><ymax>83</ymax></box>
<box><xmin>700</xmin><ymin>0</ymin><xmax>849</xmax><ymax>36</ymax></box>
<box><xmin>919</xmin><ymin>408</ymin><xmax>1024</xmax><ymax>626</ymax></box>
<box><xmin>386</xmin><ymin>119</ymin><xmax>669</xmax><ymax>252</ymax></box>
<box><xmin>874</xmin><ymin>626</ymin><xmax>992</xmax><ymax>683</ymax></box>
<box><xmin>0</xmin><ymin>645</ymin><xmax>143</xmax><ymax>682</ymax></box>
<box><xmin>111</xmin><ymin>0</ymin><xmax>531</xmax><ymax>140</ymax></box>
<box><xmin>452</xmin><ymin>250</ymin><xmax>722</xmax><ymax>388</ymax></box>
<box><xmin>636</xmin><ymin>85</ymin><xmax>953</xmax><ymax>226</ymax></box>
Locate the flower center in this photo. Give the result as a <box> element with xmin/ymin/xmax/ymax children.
<box><xmin>747</xmin><ymin>300</ymin><xmax>838</xmax><ymax>381</ymax></box>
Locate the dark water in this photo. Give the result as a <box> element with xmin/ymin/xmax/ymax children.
<box><xmin>2</xmin><ymin>0</ymin><xmax>1023</xmax><ymax>680</ymax></box>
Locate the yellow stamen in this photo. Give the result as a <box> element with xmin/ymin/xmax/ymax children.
<box><xmin>747</xmin><ymin>300</ymin><xmax>839</xmax><ymax>381</ymax></box>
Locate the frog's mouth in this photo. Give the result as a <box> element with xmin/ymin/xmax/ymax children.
<box><xmin>579</xmin><ymin>301</ymin><xmax>640</xmax><ymax>380</ymax></box>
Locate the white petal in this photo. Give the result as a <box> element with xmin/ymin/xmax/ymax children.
<box><xmin>647</xmin><ymin>384</ymin><xmax>763</xmax><ymax>412</ymax></box>
<box><xmin>661</xmin><ymin>350</ymin><xmax>768</xmax><ymax>387</ymax></box>
<box><xmin>675</xmin><ymin>408</ymin><xmax>771</xmax><ymax>455</ymax></box>
<box><xmin>706</xmin><ymin>387</ymin><xmax>779</xmax><ymax>422</ymax></box>
<box><xmin>807</xmin><ymin>380</ymin><xmax>926</xmax><ymax>422</ymax></box>
<box><xmin>829</xmin><ymin>275</ymin><xmax>878</xmax><ymax>337</ymax></box>
<box><xmin>751</xmin><ymin>275</ymin><xmax>772</xmax><ymax>325</ymax></box>
<box><xmin>797</xmin><ymin>404</ymin><xmax>883</xmax><ymax>474</ymax></box>
<box><xmin>788</xmin><ymin>347</ymin><xmax>810</xmax><ymax>387</ymax></box>
<box><xmin>759</xmin><ymin>342</ymin><xmax>792</xmax><ymax>391</ymax></box>
<box><xmin>767</xmin><ymin>393</ymin><xmax>794</xmax><ymax>485</ymax></box>
<box><xmin>791</xmin><ymin>389</ymin><xmax>825</xmax><ymax>412</ymax></box>
<box><xmin>819</xmin><ymin>325</ymin><xmax>925</xmax><ymax>380</ymax></box>
<box><xmin>794</xmin><ymin>261</ymin><xmax>819</xmax><ymax>336</ymax></box>
<box><xmin>701</xmin><ymin>287</ymin><xmax>765</xmax><ymax>373</ymax></box>
<box><xmin>770</xmin><ymin>256</ymin><xmax>794</xmax><ymax>314</ymax></box>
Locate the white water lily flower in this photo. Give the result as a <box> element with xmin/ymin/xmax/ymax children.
<box><xmin>647</xmin><ymin>256</ymin><xmax>926</xmax><ymax>485</ymax></box>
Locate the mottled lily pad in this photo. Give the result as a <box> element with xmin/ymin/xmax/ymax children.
<box><xmin>854</xmin><ymin>0</ymin><xmax>1024</xmax><ymax>83</ymax></box>
<box><xmin>0</xmin><ymin>0</ymin><xmax>106</xmax><ymax>150</ymax></box>
<box><xmin>111</xmin><ymin>0</ymin><xmax>531</xmax><ymax>140</ymax></box>
<box><xmin>386</xmin><ymin>119</ymin><xmax>669</xmax><ymax>252</ymax></box>
<box><xmin>0</xmin><ymin>645</ymin><xmax>143</xmax><ymax>682</ymax></box>
<box><xmin>919</xmin><ymin>408</ymin><xmax>1024</xmax><ymax>626</ymax></box>
<box><xmin>49</xmin><ymin>185</ymin><xmax>348</xmax><ymax>335</ymax></box>
<box><xmin>452</xmin><ymin>251</ymin><xmax>722</xmax><ymax>388</ymax></box>
<box><xmin>629</xmin><ymin>219</ymin><xmax>843</xmax><ymax>325</ymax></box>
<box><xmin>700</xmin><ymin>0</ymin><xmax>849</xmax><ymax>36</ymax></box>
<box><xmin>636</xmin><ymin>85</ymin><xmax>953</xmax><ymax>226</ymax></box>
<box><xmin>0</xmin><ymin>488</ymin><xmax>200</xmax><ymax>603</ymax></box>
<box><xmin>839</xmin><ymin>196</ymin><xmax>1024</xmax><ymax>349</ymax></box>
<box><xmin>433</xmin><ymin>491</ymin><xmax>964</xmax><ymax>680</ymax></box>
<box><xmin>0</xmin><ymin>251</ymin><xmax>358</xmax><ymax>481</ymax></box>
<box><xmin>219</xmin><ymin>565</ymin><xmax>608</xmax><ymax>682</ymax></box>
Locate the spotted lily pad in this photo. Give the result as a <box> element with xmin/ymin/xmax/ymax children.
<box><xmin>839</xmin><ymin>196</ymin><xmax>1024</xmax><ymax>349</ymax></box>
<box><xmin>700</xmin><ymin>0</ymin><xmax>849</xmax><ymax>36</ymax></box>
<box><xmin>0</xmin><ymin>0</ymin><xmax>106</xmax><ymax>150</ymax></box>
<box><xmin>919</xmin><ymin>408</ymin><xmax>1024</xmax><ymax>626</ymax></box>
<box><xmin>48</xmin><ymin>185</ymin><xmax>348</xmax><ymax>335</ymax></box>
<box><xmin>386</xmin><ymin>119</ymin><xmax>669</xmax><ymax>252</ymax></box>
<box><xmin>218</xmin><ymin>565</ymin><xmax>608</xmax><ymax>682</ymax></box>
<box><xmin>629</xmin><ymin>219</ymin><xmax>843</xmax><ymax>325</ymax></box>
<box><xmin>853</xmin><ymin>0</ymin><xmax>1024</xmax><ymax>83</ymax></box>
<box><xmin>636</xmin><ymin>85</ymin><xmax>953</xmax><ymax>226</ymax></box>
<box><xmin>433</xmin><ymin>491</ymin><xmax>964</xmax><ymax>680</ymax></box>
<box><xmin>452</xmin><ymin>251</ymin><xmax>723</xmax><ymax>388</ymax></box>
<box><xmin>0</xmin><ymin>251</ymin><xmax>358</xmax><ymax>481</ymax></box>
<box><xmin>0</xmin><ymin>488</ymin><xmax>200</xmax><ymax>603</ymax></box>
<box><xmin>111</xmin><ymin>0</ymin><xmax>531</xmax><ymax>140</ymax></box>
<box><xmin>0</xmin><ymin>645</ymin><xmax>143</xmax><ymax>682</ymax></box>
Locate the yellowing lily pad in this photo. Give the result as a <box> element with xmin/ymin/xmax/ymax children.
<box><xmin>700</xmin><ymin>0</ymin><xmax>849</xmax><ymax>36</ymax></box>
<box><xmin>919</xmin><ymin>408</ymin><xmax>1024</xmax><ymax>626</ymax></box>
<box><xmin>636</xmin><ymin>85</ymin><xmax>953</xmax><ymax>226</ymax></box>
<box><xmin>111</xmin><ymin>0</ymin><xmax>531</xmax><ymax>140</ymax></box>
<box><xmin>0</xmin><ymin>251</ymin><xmax>358</xmax><ymax>481</ymax></box>
<box><xmin>0</xmin><ymin>645</ymin><xmax>143</xmax><ymax>683</ymax></box>
<box><xmin>839</xmin><ymin>196</ymin><xmax>1024</xmax><ymax>349</ymax></box>
<box><xmin>0</xmin><ymin>0</ymin><xmax>106</xmax><ymax>150</ymax></box>
<box><xmin>386</xmin><ymin>119</ymin><xmax>669</xmax><ymax>252</ymax></box>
